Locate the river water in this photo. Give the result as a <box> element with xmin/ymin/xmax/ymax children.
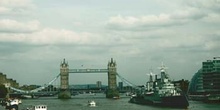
<box><xmin>5</xmin><ymin>93</ymin><xmax>220</xmax><ymax>110</ymax></box>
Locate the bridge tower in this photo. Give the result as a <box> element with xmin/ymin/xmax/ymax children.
<box><xmin>58</xmin><ymin>59</ymin><xmax>71</xmax><ymax>99</ymax></box>
<box><xmin>106</xmin><ymin>58</ymin><xmax>119</xmax><ymax>98</ymax></box>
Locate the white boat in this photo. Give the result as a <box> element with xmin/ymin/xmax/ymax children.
<box><xmin>10</xmin><ymin>98</ymin><xmax>22</xmax><ymax>105</ymax></box>
<box><xmin>113</xmin><ymin>96</ymin><xmax>120</xmax><ymax>99</ymax></box>
<box><xmin>88</xmin><ymin>100</ymin><xmax>96</xmax><ymax>107</ymax></box>
<box><xmin>4</xmin><ymin>98</ymin><xmax>21</xmax><ymax>110</ymax></box>
<box><xmin>26</xmin><ymin>105</ymin><xmax>47</xmax><ymax>110</ymax></box>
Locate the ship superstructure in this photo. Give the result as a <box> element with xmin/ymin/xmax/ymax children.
<box><xmin>129</xmin><ymin>63</ymin><xmax>189</xmax><ymax>108</ymax></box>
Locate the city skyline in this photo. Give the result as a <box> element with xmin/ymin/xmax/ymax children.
<box><xmin>0</xmin><ymin>0</ymin><xmax>220</xmax><ymax>85</ymax></box>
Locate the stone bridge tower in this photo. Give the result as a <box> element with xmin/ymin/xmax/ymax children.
<box><xmin>58</xmin><ymin>59</ymin><xmax>71</xmax><ymax>99</ymax></box>
<box><xmin>106</xmin><ymin>58</ymin><xmax>119</xmax><ymax>98</ymax></box>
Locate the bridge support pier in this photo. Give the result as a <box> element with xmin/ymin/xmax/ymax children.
<box><xmin>106</xmin><ymin>58</ymin><xmax>119</xmax><ymax>98</ymax></box>
<box><xmin>58</xmin><ymin>90</ymin><xmax>71</xmax><ymax>99</ymax></box>
<box><xmin>106</xmin><ymin>89</ymin><xmax>119</xmax><ymax>98</ymax></box>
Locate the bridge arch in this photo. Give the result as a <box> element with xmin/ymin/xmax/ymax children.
<box><xmin>58</xmin><ymin>58</ymin><xmax>119</xmax><ymax>99</ymax></box>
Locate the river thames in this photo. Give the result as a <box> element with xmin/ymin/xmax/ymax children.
<box><xmin>4</xmin><ymin>93</ymin><xmax>220</xmax><ymax>110</ymax></box>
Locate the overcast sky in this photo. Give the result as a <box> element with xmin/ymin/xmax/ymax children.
<box><xmin>0</xmin><ymin>0</ymin><xmax>220</xmax><ymax>86</ymax></box>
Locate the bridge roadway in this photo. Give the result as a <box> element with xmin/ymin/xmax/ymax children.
<box><xmin>69</xmin><ymin>69</ymin><xmax>109</xmax><ymax>73</ymax></box>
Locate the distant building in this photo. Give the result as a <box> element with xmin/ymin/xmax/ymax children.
<box><xmin>173</xmin><ymin>79</ymin><xmax>189</xmax><ymax>93</ymax></box>
<box><xmin>188</xmin><ymin>57</ymin><xmax>220</xmax><ymax>96</ymax></box>
<box><xmin>96</xmin><ymin>81</ymin><xmax>102</xmax><ymax>88</ymax></box>
<box><xmin>118</xmin><ymin>82</ymin><xmax>123</xmax><ymax>90</ymax></box>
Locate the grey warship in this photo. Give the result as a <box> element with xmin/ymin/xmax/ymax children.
<box><xmin>129</xmin><ymin>64</ymin><xmax>189</xmax><ymax>108</ymax></box>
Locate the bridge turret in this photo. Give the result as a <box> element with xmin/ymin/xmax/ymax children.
<box><xmin>108</xmin><ymin>58</ymin><xmax>116</xmax><ymax>67</ymax></box>
<box><xmin>58</xmin><ymin>58</ymin><xmax>71</xmax><ymax>99</ymax></box>
<box><xmin>60</xmin><ymin>58</ymin><xmax>69</xmax><ymax>68</ymax></box>
<box><xmin>106</xmin><ymin>58</ymin><xmax>119</xmax><ymax>98</ymax></box>
<box><xmin>60</xmin><ymin>59</ymin><xmax>69</xmax><ymax>89</ymax></box>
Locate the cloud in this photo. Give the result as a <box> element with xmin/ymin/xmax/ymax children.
<box><xmin>186</xmin><ymin>0</ymin><xmax>220</xmax><ymax>12</ymax></box>
<box><xmin>171</xmin><ymin>7</ymin><xmax>206</xmax><ymax>20</ymax></box>
<box><xmin>107</xmin><ymin>14</ymin><xmax>179</xmax><ymax>30</ymax></box>
<box><xmin>106</xmin><ymin>0</ymin><xmax>220</xmax><ymax>31</ymax></box>
<box><xmin>0</xmin><ymin>0</ymin><xmax>33</xmax><ymax>8</ymax></box>
<box><xmin>183</xmin><ymin>0</ymin><xmax>220</xmax><ymax>24</ymax></box>
<box><xmin>106</xmin><ymin>8</ymin><xmax>207</xmax><ymax>31</ymax></box>
<box><xmin>0</xmin><ymin>19</ymin><xmax>40</xmax><ymax>33</ymax></box>
<box><xmin>0</xmin><ymin>27</ymin><xmax>128</xmax><ymax>46</ymax></box>
<box><xmin>29</xmin><ymin>28</ymin><xmax>124</xmax><ymax>46</ymax></box>
<box><xmin>0</xmin><ymin>7</ymin><xmax>9</xmax><ymax>14</ymax></box>
<box><xmin>203</xmin><ymin>32</ymin><xmax>220</xmax><ymax>51</ymax></box>
<box><xmin>0</xmin><ymin>0</ymin><xmax>34</xmax><ymax>15</ymax></box>
<box><xmin>201</xmin><ymin>13</ymin><xmax>220</xmax><ymax>23</ymax></box>
<box><xmin>0</xmin><ymin>28</ymin><xmax>87</xmax><ymax>44</ymax></box>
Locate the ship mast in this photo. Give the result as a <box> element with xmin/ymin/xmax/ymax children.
<box><xmin>158</xmin><ymin>62</ymin><xmax>168</xmax><ymax>83</ymax></box>
<box><xmin>146</xmin><ymin>69</ymin><xmax>155</xmax><ymax>91</ymax></box>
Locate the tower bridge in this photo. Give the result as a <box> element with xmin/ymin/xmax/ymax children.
<box><xmin>5</xmin><ymin>58</ymin><xmax>139</xmax><ymax>99</ymax></box>
<box><xmin>58</xmin><ymin>58</ymin><xmax>119</xmax><ymax>99</ymax></box>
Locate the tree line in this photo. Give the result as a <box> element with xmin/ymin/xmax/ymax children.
<box><xmin>0</xmin><ymin>84</ymin><xmax>7</xmax><ymax>98</ymax></box>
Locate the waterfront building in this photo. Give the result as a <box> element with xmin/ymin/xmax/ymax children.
<box><xmin>188</xmin><ymin>57</ymin><xmax>220</xmax><ymax>99</ymax></box>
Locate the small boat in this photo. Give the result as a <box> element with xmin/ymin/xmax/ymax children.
<box><xmin>113</xmin><ymin>96</ymin><xmax>120</xmax><ymax>99</ymax></box>
<box><xmin>88</xmin><ymin>100</ymin><xmax>96</xmax><ymax>107</ymax></box>
<box><xmin>3</xmin><ymin>98</ymin><xmax>22</xmax><ymax>110</ymax></box>
<box><xmin>26</xmin><ymin>105</ymin><xmax>47</xmax><ymax>110</ymax></box>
